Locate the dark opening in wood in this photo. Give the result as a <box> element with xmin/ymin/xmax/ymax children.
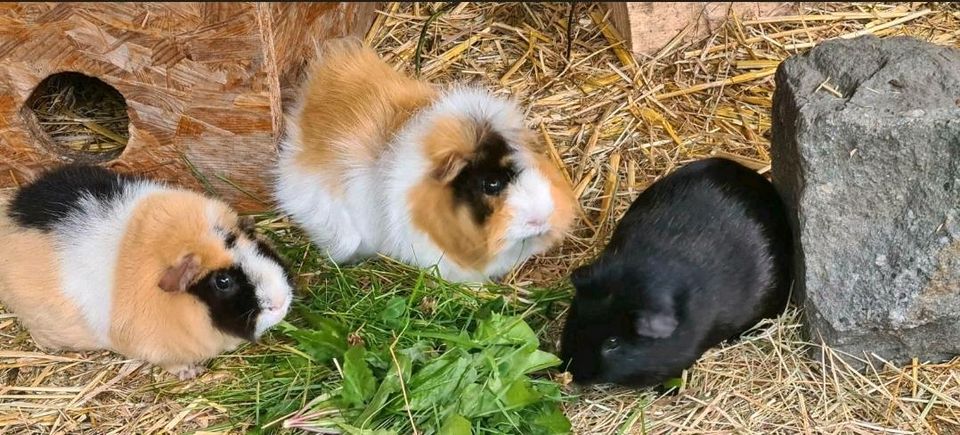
<box><xmin>23</xmin><ymin>72</ymin><xmax>130</xmax><ymax>163</ymax></box>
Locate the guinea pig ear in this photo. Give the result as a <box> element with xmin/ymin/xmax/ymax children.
<box><xmin>632</xmin><ymin>309</ymin><xmax>679</xmax><ymax>339</ymax></box>
<box><xmin>238</xmin><ymin>215</ymin><xmax>256</xmax><ymax>236</ymax></box>
<box><xmin>518</xmin><ymin>128</ymin><xmax>546</xmax><ymax>153</ymax></box>
<box><xmin>159</xmin><ymin>254</ymin><xmax>202</xmax><ymax>293</ymax></box>
<box><xmin>569</xmin><ymin>265</ymin><xmax>593</xmax><ymax>289</ymax></box>
<box><xmin>570</xmin><ymin>265</ymin><xmax>609</xmax><ymax>299</ymax></box>
<box><xmin>431</xmin><ymin>151</ymin><xmax>468</xmax><ymax>184</ymax></box>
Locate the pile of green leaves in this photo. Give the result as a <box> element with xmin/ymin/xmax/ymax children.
<box><xmin>283</xmin><ymin>309</ymin><xmax>569</xmax><ymax>434</ymax></box>
<box><xmin>189</xmin><ymin>250</ymin><xmax>573</xmax><ymax>435</ymax></box>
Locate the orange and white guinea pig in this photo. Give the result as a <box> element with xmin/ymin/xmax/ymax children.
<box><xmin>274</xmin><ymin>38</ymin><xmax>576</xmax><ymax>283</ymax></box>
<box><xmin>0</xmin><ymin>164</ymin><xmax>293</xmax><ymax>380</ymax></box>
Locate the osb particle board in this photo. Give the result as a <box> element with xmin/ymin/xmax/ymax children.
<box><xmin>0</xmin><ymin>2</ymin><xmax>380</xmax><ymax>213</ymax></box>
<box><xmin>603</xmin><ymin>2</ymin><xmax>803</xmax><ymax>56</ymax></box>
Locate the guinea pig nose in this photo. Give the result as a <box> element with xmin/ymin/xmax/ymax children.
<box><xmin>526</xmin><ymin>218</ymin><xmax>547</xmax><ymax>227</ymax></box>
<box><xmin>266</xmin><ymin>298</ymin><xmax>287</xmax><ymax>312</ymax></box>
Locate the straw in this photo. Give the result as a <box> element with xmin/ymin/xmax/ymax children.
<box><xmin>26</xmin><ymin>72</ymin><xmax>129</xmax><ymax>160</ymax></box>
<box><xmin>2</xmin><ymin>2</ymin><xmax>959</xmax><ymax>434</ymax></box>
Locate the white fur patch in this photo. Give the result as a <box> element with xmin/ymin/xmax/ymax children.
<box><xmin>273</xmin><ymin>149</ymin><xmax>378</xmax><ymax>263</ymax></box>
<box><xmin>52</xmin><ymin>180</ymin><xmax>165</xmax><ymax>347</ymax></box>
<box><xmin>430</xmin><ymin>86</ymin><xmax>527</xmax><ymax>138</ymax></box>
<box><xmin>229</xmin><ymin>238</ymin><xmax>292</xmax><ymax>338</ymax></box>
<box><xmin>505</xmin><ymin>166</ymin><xmax>556</xmax><ymax>240</ymax></box>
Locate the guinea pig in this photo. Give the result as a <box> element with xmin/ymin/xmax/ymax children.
<box><xmin>559</xmin><ymin>157</ymin><xmax>794</xmax><ymax>387</ymax></box>
<box><xmin>273</xmin><ymin>37</ymin><xmax>576</xmax><ymax>284</ymax></box>
<box><xmin>0</xmin><ymin>164</ymin><xmax>293</xmax><ymax>380</ymax></box>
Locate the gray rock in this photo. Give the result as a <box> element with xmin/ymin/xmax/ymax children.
<box><xmin>771</xmin><ymin>35</ymin><xmax>960</xmax><ymax>367</ymax></box>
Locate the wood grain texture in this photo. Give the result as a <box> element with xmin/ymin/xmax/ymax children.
<box><xmin>0</xmin><ymin>2</ymin><xmax>379</xmax><ymax>212</ymax></box>
<box><xmin>602</xmin><ymin>2</ymin><xmax>800</xmax><ymax>56</ymax></box>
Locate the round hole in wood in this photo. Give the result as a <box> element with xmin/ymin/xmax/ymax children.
<box><xmin>24</xmin><ymin>72</ymin><xmax>130</xmax><ymax>163</ymax></box>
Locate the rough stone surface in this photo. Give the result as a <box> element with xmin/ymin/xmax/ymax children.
<box><xmin>771</xmin><ymin>35</ymin><xmax>960</xmax><ymax>367</ymax></box>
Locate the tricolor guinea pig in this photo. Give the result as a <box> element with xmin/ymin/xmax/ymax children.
<box><xmin>0</xmin><ymin>164</ymin><xmax>293</xmax><ymax>380</ymax></box>
<box><xmin>559</xmin><ymin>157</ymin><xmax>794</xmax><ymax>387</ymax></box>
<box><xmin>273</xmin><ymin>38</ymin><xmax>576</xmax><ymax>283</ymax></box>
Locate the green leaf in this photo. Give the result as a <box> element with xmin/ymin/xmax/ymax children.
<box><xmin>407</xmin><ymin>352</ymin><xmax>471</xmax><ymax>411</ymax></box>
<box><xmin>288</xmin><ymin>330</ymin><xmax>347</xmax><ymax>363</ymax></box>
<box><xmin>475</xmin><ymin>296</ymin><xmax>506</xmax><ymax>320</ymax></box>
<box><xmin>530</xmin><ymin>379</ymin><xmax>563</xmax><ymax>401</ymax></box>
<box><xmin>201</xmin><ymin>262</ymin><xmax>577</xmax><ymax>435</ymax></box>
<box><xmin>337</xmin><ymin>423</ymin><xmax>398</xmax><ymax>435</ymax></box>
<box><xmin>301</xmin><ymin>309</ymin><xmax>347</xmax><ymax>333</ymax></box>
<box><xmin>398</xmin><ymin>341</ymin><xmax>434</xmax><ymax>365</ymax></box>
<box><xmin>342</xmin><ymin>346</ymin><xmax>377</xmax><ymax>408</ymax></box>
<box><xmin>457</xmin><ymin>383</ymin><xmax>500</xmax><ymax>419</ymax></box>
<box><xmin>499</xmin><ymin>347</ymin><xmax>563</xmax><ymax>379</ymax></box>
<box><xmin>287</xmin><ymin>315</ymin><xmax>349</xmax><ymax>363</ymax></box>
<box><xmin>355</xmin><ymin>352</ymin><xmax>412</xmax><ymax>427</ymax></box>
<box><xmin>501</xmin><ymin>378</ymin><xmax>540</xmax><ymax>410</ymax></box>
<box><xmin>380</xmin><ymin>296</ymin><xmax>408</xmax><ymax>329</ymax></box>
<box><xmin>414</xmin><ymin>330</ymin><xmax>477</xmax><ymax>349</ymax></box>
<box><xmin>473</xmin><ymin>314</ymin><xmax>538</xmax><ymax>347</ymax></box>
<box><xmin>530</xmin><ymin>404</ymin><xmax>572</xmax><ymax>435</ymax></box>
<box><xmin>662</xmin><ymin>377</ymin><xmax>683</xmax><ymax>390</ymax></box>
<box><xmin>439</xmin><ymin>413</ymin><xmax>472</xmax><ymax>435</ymax></box>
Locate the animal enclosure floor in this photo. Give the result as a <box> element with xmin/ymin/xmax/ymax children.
<box><xmin>2</xmin><ymin>2</ymin><xmax>960</xmax><ymax>434</ymax></box>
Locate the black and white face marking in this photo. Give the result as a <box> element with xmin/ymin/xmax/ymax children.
<box><xmin>449</xmin><ymin>130</ymin><xmax>519</xmax><ymax>225</ymax></box>
<box><xmin>220</xmin><ymin>226</ymin><xmax>293</xmax><ymax>288</ymax></box>
<box><xmin>8</xmin><ymin>164</ymin><xmax>140</xmax><ymax>231</ymax></box>
<box><xmin>200</xmin><ymin>225</ymin><xmax>294</xmax><ymax>341</ymax></box>
<box><xmin>188</xmin><ymin>266</ymin><xmax>260</xmax><ymax>341</ymax></box>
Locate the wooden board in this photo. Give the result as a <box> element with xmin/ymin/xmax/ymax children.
<box><xmin>0</xmin><ymin>2</ymin><xmax>379</xmax><ymax>213</ymax></box>
<box><xmin>603</xmin><ymin>2</ymin><xmax>801</xmax><ymax>56</ymax></box>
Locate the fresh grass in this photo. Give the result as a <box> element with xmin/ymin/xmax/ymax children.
<box><xmin>179</xmin><ymin>221</ymin><xmax>576</xmax><ymax>434</ymax></box>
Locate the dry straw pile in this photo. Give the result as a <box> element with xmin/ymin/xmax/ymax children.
<box><xmin>25</xmin><ymin>73</ymin><xmax>130</xmax><ymax>162</ymax></box>
<box><xmin>2</xmin><ymin>2</ymin><xmax>959</xmax><ymax>434</ymax></box>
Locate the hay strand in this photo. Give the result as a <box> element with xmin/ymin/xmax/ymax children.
<box><xmin>2</xmin><ymin>3</ymin><xmax>960</xmax><ymax>434</ymax></box>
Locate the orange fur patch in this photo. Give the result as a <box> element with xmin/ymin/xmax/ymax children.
<box><xmin>109</xmin><ymin>191</ymin><xmax>241</xmax><ymax>367</ymax></box>
<box><xmin>533</xmin><ymin>152</ymin><xmax>578</xmax><ymax>244</ymax></box>
<box><xmin>422</xmin><ymin>115</ymin><xmax>476</xmax><ymax>181</ymax></box>
<box><xmin>409</xmin><ymin>183</ymin><xmax>491</xmax><ymax>270</ymax></box>
<box><xmin>483</xmin><ymin>203</ymin><xmax>514</xmax><ymax>258</ymax></box>
<box><xmin>293</xmin><ymin>38</ymin><xmax>437</xmax><ymax>193</ymax></box>
<box><xmin>410</xmin><ymin>116</ymin><xmax>515</xmax><ymax>270</ymax></box>
<box><xmin>410</xmin><ymin>116</ymin><xmax>578</xmax><ymax>271</ymax></box>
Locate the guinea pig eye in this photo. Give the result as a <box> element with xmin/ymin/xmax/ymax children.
<box><xmin>482</xmin><ymin>176</ymin><xmax>505</xmax><ymax>195</ymax></box>
<box><xmin>602</xmin><ymin>337</ymin><xmax>620</xmax><ymax>352</ymax></box>
<box><xmin>213</xmin><ymin>273</ymin><xmax>233</xmax><ymax>291</ymax></box>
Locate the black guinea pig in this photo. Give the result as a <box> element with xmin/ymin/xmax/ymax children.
<box><xmin>559</xmin><ymin>157</ymin><xmax>794</xmax><ymax>387</ymax></box>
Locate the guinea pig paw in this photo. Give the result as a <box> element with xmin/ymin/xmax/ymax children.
<box><xmin>165</xmin><ymin>364</ymin><xmax>205</xmax><ymax>381</ymax></box>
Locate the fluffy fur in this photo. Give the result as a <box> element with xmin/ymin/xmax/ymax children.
<box><xmin>0</xmin><ymin>165</ymin><xmax>293</xmax><ymax>379</ymax></box>
<box><xmin>274</xmin><ymin>38</ymin><xmax>576</xmax><ymax>283</ymax></box>
<box><xmin>559</xmin><ymin>158</ymin><xmax>794</xmax><ymax>387</ymax></box>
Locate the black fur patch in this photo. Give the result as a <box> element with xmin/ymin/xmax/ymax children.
<box><xmin>559</xmin><ymin>157</ymin><xmax>794</xmax><ymax>388</ymax></box>
<box><xmin>8</xmin><ymin>164</ymin><xmax>136</xmax><ymax>231</ymax></box>
<box><xmin>188</xmin><ymin>266</ymin><xmax>260</xmax><ymax>341</ymax></box>
<box><xmin>449</xmin><ymin>130</ymin><xmax>518</xmax><ymax>224</ymax></box>
<box><xmin>238</xmin><ymin>216</ymin><xmax>257</xmax><ymax>239</ymax></box>
<box><xmin>253</xmin><ymin>239</ymin><xmax>283</xmax><ymax>270</ymax></box>
<box><xmin>224</xmin><ymin>232</ymin><xmax>238</xmax><ymax>249</ymax></box>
